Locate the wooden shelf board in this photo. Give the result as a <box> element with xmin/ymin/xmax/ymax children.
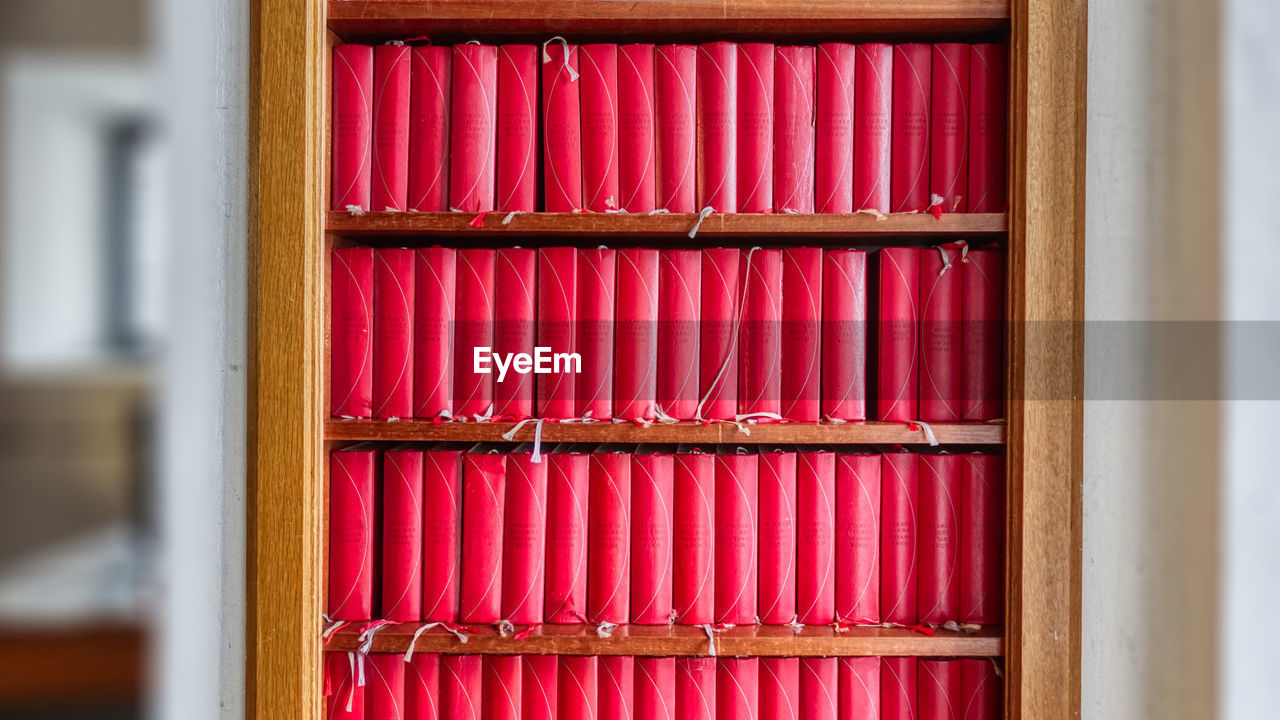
<box><xmin>325</xmin><ymin>623</ymin><xmax>1003</xmax><ymax>658</ymax></box>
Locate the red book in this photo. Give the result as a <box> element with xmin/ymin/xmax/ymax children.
<box><xmin>919</xmin><ymin>660</ymin><xmax>962</xmax><ymax>720</ymax></box>
<box><xmin>619</xmin><ymin>44</ymin><xmax>657</xmax><ymax>213</ymax></box>
<box><xmin>449</xmin><ymin>43</ymin><xmax>498</xmax><ymax>213</ymax></box>
<box><xmin>968</xmin><ymin>44</ymin><xmax>1007</xmax><ymax>213</ymax></box>
<box><xmin>632</xmin><ymin>452</ymin><xmax>674</xmax><ymax>624</ymax></box>
<box><xmin>961</xmin><ymin>454</ymin><xmax>1004</xmax><ymax>626</ymax></box>
<box><xmin>332</xmin><ymin>45</ymin><xmax>372</xmax><ymax>212</ymax></box>
<box><xmin>440</xmin><ymin>655</ymin><xmax>482</xmax><ymax>720</ymax></box>
<box><xmin>696</xmin><ymin>42</ymin><xmax>737</xmax><ymax>212</ymax></box>
<box><xmin>715</xmin><ymin>452</ymin><xmax>758</xmax><ymax>625</ymax></box>
<box><xmin>961</xmin><ymin>250</ymin><xmax>1004</xmax><ymax>420</ymax></box>
<box><xmin>329</xmin><ymin>447</ymin><xmax>375</xmax><ymax>620</ymax></box>
<box><xmin>838</xmin><ymin>657</ymin><xmax>879</xmax><ymax>719</ymax></box>
<box><xmin>581</xmin><ymin>44</ymin><xmax>621</xmax><ymax>212</ymax></box>
<box><xmin>332</xmin><ymin>248</ymin><xmax>374</xmax><ymax>418</ymax></box>
<box><xmin>616</xmin><ymin>248</ymin><xmax>660</xmax><ymax>420</ymax></box>
<box><xmin>881</xmin><ymin>658</ymin><xmax>917</xmax><ymax>720</ymax></box>
<box><xmin>657</xmin><ymin>250</ymin><xmax>701</xmax><ymax>419</ymax></box>
<box><xmin>496</xmin><ymin>45</ymin><xmax>538</xmax><ymax>213</ymax></box>
<box><xmin>655</xmin><ymin>45</ymin><xmax>697</xmax><ymax>213</ymax></box>
<box><xmin>736</xmin><ymin>43</ymin><xmax>774</xmax><ymax>214</ymax></box>
<box><xmin>543</xmin><ymin>41</ymin><xmax>582</xmax><ymax>212</ymax></box>
<box><xmin>493</xmin><ymin>248</ymin><xmax>536</xmax><ymax>419</ymax></box>
<box><xmin>483</xmin><ymin>656</ymin><xmax>522</xmax><ymax>720</ymax></box>
<box><xmin>797</xmin><ymin>451</ymin><xmax>836</xmax><ymax>625</ymax></box>
<box><xmin>635</xmin><ymin>657</ymin><xmax>675</xmax><ymax>720</ymax></box>
<box><xmin>739</xmin><ymin>248</ymin><xmax>782</xmax><ymax>417</ymax></box>
<box><xmin>537</xmin><ymin>248</ymin><xmax>577</xmax><ymax>419</ymax></box>
<box><xmin>598</xmin><ymin>656</ymin><xmax>634</xmax><ymax>720</ymax></box>
<box><xmin>326</xmin><ymin>651</ymin><xmax>364</xmax><ymax>720</ymax></box>
<box><xmin>406</xmin><ymin>653</ymin><xmax>440</xmax><ymax>720</ymax></box>
<box><xmin>759</xmin><ymin>657</ymin><xmax>799</xmax><ymax>720</ymax></box>
<box><xmin>558</xmin><ymin>657</ymin><xmax>598</xmax><ymax>720</ymax></box>
<box><xmin>919</xmin><ymin>454</ymin><xmax>961</xmax><ymax>625</ymax></box>
<box><xmin>919</xmin><ymin>248</ymin><xmax>962</xmax><ymax>421</ymax></box>
<box><xmin>523</xmin><ymin>656</ymin><xmax>559</xmax><ymax>720</ymax></box>
<box><xmin>676</xmin><ymin>658</ymin><xmax>716</xmax><ymax>720</ymax></box>
<box><xmin>958</xmin><ymin>659</ymin><xmax>1001</xmax><ymax>720</ymax></box>
<box><xmin>423</xmin><ymin>449</ymin><xmax>463</xmax><ymax>622</ymax></box>
<box><xmin>502</xmin><ymin>448</ymin><xmax>548</xmax><ymax>624</ymax></box>
<box><xmin>413</xmin><ymin>247</ymin><xmax>454</xmax><ymax>419</ymax></box>
<box><xmin>782</xmin><ymin>247</ymin><xmax>822</xmax><ymax>421</ymax></box>
<box><xmin>836</xmin><ymin>453</ymin><xmax>881</xmax><ymax>625</ymax></box>
<box><xmin>815</xmin><ymin>43</ymin><xmax>854</xmax><ymax>214</ymax></box>
<box><xmin>774</xmin><ymin>46</ymin><xmax>816</xmax><ymax>214</ymax></box>
<box><xmin>854</xmin><ymin>43</ymin><xmax>893</xmax><ymax>213</ymax></box>
<box><xmin>382</xmin><ymin>447</ymin><xmax>423</xmax><ymax>622</ymax></box>
<box><xmin>700</xmin><ymin>248</ymin><xmax>740</xmax><ymax>420</ymax></box>
<box><xmin>716</xmin><ymin>658</ymin><xmax>758</xmax><ymax>720</ymax></box>
<box><xmin>881</xmin><ymin>453</ymin><xmax>919</xmax><ymax>625</ymax></box>
<box><xmin>930</xmin><ymin>44</ymin><xmax>970</xmax><ymax>213</ymax></box>
<box><xmin>877</xmin><ymin>248</ymin><xmax>920</xmax><ymax>422</ymax></box>
<box><xmin>757</xmin><ymin>450</ymin><xmax>797</xmax><ymax>625</ymax></box>
<box><xmin>589</xmin><ymin>451</ymin><xmax>631</xmax><ymax>624</ymax></box>
<box><xmin>372</xmin><ymin>44</ymin><xmax>411</xmax><ymax>212</ymax></box>
<box><xmin>455</xmin><ymin>249</ymin><xmax>496</xmax><ymax>419</ymax></box>
<box><xmin>461</xmin><ymin>452</ymin><xmax>507</xmax><ymax>623</ymax></box>
<box><xmin>409</xmin><ymin>46</ymin><xmax>450</xmax><ymax>212</ymax></box>
<box><xmin>374</xmin><ymin>249</ymin><xmax>415</xmax><ymax>420</ymax></box>
<box><xmin>820</xmin><ymin>249</ymin><xmax>867</xmax><ymax>421</ymax></box>
<box><xmin>577</xmin><ymin>248</ymin><xmax>616</xmax><ymax>419</ymax></box>
<box><xmin>673</xmin><ymin>451</ymin><xmax>715</xmax><ymax>624</ymax></box>
<box><xmin>545</xmin><ymin>450</ymin><xmax>589</xmax><ymax>623</ymax></box>
<box><xmin>801</xmin><ymin>658</ymin><xmax>837</xmax><ymax>720</ymax></box>
<box><xmin>367</xmin><ymin>653</ymin><xmax>406</xmax><ymax>720</ymax></box>
<box><xmin>891</xmin><ymin>44</ymin><xmax>931</xmax><ymax>213</ymax></box>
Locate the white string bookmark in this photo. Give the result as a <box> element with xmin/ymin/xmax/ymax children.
<box><xmin>502</xmin><ymin>211</ymin><xmax>523</xmax><ymax>225</ymax></box>
<box><xmin>541</xmin><ymin>36</ymin><xmax>580</xmax><ymax>81</ymax></box>
<box><xmin>345</xmin><ymin>204</ymin><xmax>365</xmax><ymax>216</ymax></box>
<box><xmin>404</xmin><ymin>623</ymin><xmax>436</xmax><ymax>662</ymax></box>
<box><xmin>473</xmin><ymin>404</ymin><xmax>495</xmax><ymax>423</ymax></box>
<box><xmin>595</xmin><ymin>621</ymin><xmax>618</xmax><ymax>638</ymax></box>
<box><xmin>648</xmin><ymin>208</ymin><xmax>670</xmax><ymax>215</ymax></box>
<box><xmin>653</xmin><ymin>407</ymin><xmax>680</xmax><ymax>425</ymax></box>
<box><xmin>497</xmin><ymin>619</ymin><xmax>516</xmax><ymax>638</ymax></box>
<box><xmin>322</xmin><ymin>616</ymin><xmax>349</xmax><ymax>641</ymax></box>
<box><xmin>911</xmin><ymin>420</ymin><xmax>940</xmax><ymax>446</ymax></box>
<box><xmin>688</xmin><ymin>206</ymin><xmax>715</xmax><ymax>238</ymax></box>
<box><xmin>346</xmin><ymin>651</ymin><xmax>360</xmax><ymax>711</ymax></box>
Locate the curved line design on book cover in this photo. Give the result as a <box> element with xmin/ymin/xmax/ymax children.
<box><xmin>498</xmin><ymin>47</ymin><xmax>536</xmax><ymax>212</ymax></box>
<box><xmin>882</xmin><ymin>456</ymin><xmax>919</xmax><ymax>625</ymax></box>
<box><xmin>816</xmin><ymin>44</ymin><xmax>853</xmax><ymax>214</ymax></box>
<box><xmin>559</xmin><ymin>657</ymin><xmax>598</xmax><ymax>720</ymax></box>
<box><xmin>697</xmin><ymin>44</ymin><xmax>736</xmax><ymax>212</ymax></box>
<box><xmin>716</xmin><ymin>456</ymin><xmax>757</xmax><ymax>624</ymax></box>
<box><xmin>374</xmin><ymin>251</ymin><xmax>412</xmax><ymax>418</ymax></box>
<box><xmin>577</xmin><ymin>250</ymin><xmax>616</xmax><ymax>416</ymax></box>
<box><xmin>920</xmin><ymin>458</ymin><xmax>960</xmax><ymax>623</ymax></box>
<box><xmin>495</xmin><ymin>250</ymin><xmax>536</xmax><ymax>417</ymax></box>
<box><xmin>407</xmin><ymin>655</ymin><xmax>440</xmax><ymax>720</ymax></box>
<box><xmin>333</xmin><ymin>48</ymin><xmax>371</xmax><ymax>210</ymax></box>
<box><xmin>410</xmin><ymin>48</ymin><xmax>449</xmax><ymax>211</ymax></box>
<box><xmin>329</xmin><ymin>454</ymin><xmax>369</xmax><ymax>619</ymax></box>
<box><xmin>881</xmin><ymin>249</ymin><xmax>919</xmax><ymax>421</ymax></box>
<box><xmin>718</xmin><ymin>660</ymin><xmax>756</xmax><ymax>718</ymax></box>
<box><xmin>636</xmin><ymin>658</ymin><xmax>674</xmax><ymax>720</ymax></box>
<box><xmin>619</xmin><ymin>46</ymin><xmax>656</xmax><ymax>211</ymax></box>
<box><xmin>590</xmin><ymin>454</ymin><xmax>631</xmax><ymax>623</ymax></box>
<box><xmin>842</xmin><ymin>455</ymin><xmax>881</xmax><ymax>621</ymax></box>
<box><xmin>454</xmin><ymin>47</ymin><xmax>496</xmax><ymax>211</ymax></box>
<box><xmin>659</xmin><ymin>251</ymin><xmax>700</xmax><ymax>418</ymax></box>
<box><xmin>462</xmin><ymin>459</ymin><xmax>504</xmax><ymax>621</ymax></box>
<box><xmin>932</xmin><ymin>45</ymin><xmax>970</xmax><ymax>210</ymax></box>
<box><xmin>631</xmin><ymin>458</ymin><xmax>672</xmax><ymax>623</ymax></box>
<box><xmin>331</xmin><ymin>251</ymin><xmax>371</xmax><ymax>417</ymax></box>
<box><xmin>781</xmin><ymin>251</ymin><xmax>819</xmax><ymax>419</ymax></box>
<box><xmin>422</xmin><ymin>451</ymin><xmax>460</xmax><ymax>622</ymax></box>
<box><xmin>799</xmin><ymin>454</ymin><xmax>834</xmax><ymax>623</ymax></box>
<box><xmin>373</xmin><ymin>45</ymin><xmax>409</xmax><ymax>211</ymax></box>
<box><xmin>920</xmin><ymin>258</ymin><xmax>960</xmax><ymax>421</ymax></box>
<box><xmin>677</xmin><ymin>659</ymin><xmax>715</xmax><ymax>720</ymax></box>
<box><xmin>442</xmin><ymin>657</ymin><xmax>481</xmax><ymax>720</ymax></box>
<box><xmin>882</xmin><ymin>659</ymin><xmax>918</xmax><ymax>720</ymax></box>
<box><xmin>758</xmin><ymin>455</ymin><xmax>795</xmax><ymax>623</ymax></box>
<box><xmin>775</xmin><ymin>47</ymin><xmax>815</xmax><ymax>214</ymax></box>
<box><xmin>824</xmin><ymin>251</ymin><xmax>864</xmax><ymax>416</ymax></box>
<box><xmin>486</xmin><ymin>658</ymin><xmax>522</xmax><ymax>720</ymax></box>
<box><xmin>538</xmin><ymin>250</ymin><xmax>575</xmax><ymax>417</ymax></box>
<box><xmin>657</xmin><ymin>46</ymin><xmax>695</xmax><ymax>211</ymax></box>
<box><xmin>414</xmin><ymin>248</ymin><xmax>454</xmax><ymax>418</ymax></box>
<box><xmin>543</xmin><ymin>44</ymin><xmax>581</xmax><ymax>212</ymax></box>
<box><xmin>524</xmin><ymin>657</ymin><xmax>558</xmax><ymax>720</ymax></box>
<box><xmin>802</xmin><ymin>658</ymin><xmax>837</xmax><ymax>720</ymax></box>
<box><xmin>961</xmin><ymin>455</ymin><xmax>1001</xmax><ymax>622</ymax></box>
<box><xmin>737</xmin><ymin>44</ymin><xmax>773</xmax><ymax>213</ymax></box>
<box><xmin>582</xmin><ymin>46</ymin><xmax>620</xmax><ymax>211</ymax></box>
<box><xmin>740</xmin><ymin>250</ymin><xmax>780</xmax><ymax>413</ymax></box>
<box><xmin>598</xmin><ymin>657</ymin><xmax>632</xmax><ymax>720</ymax></box>
<box><xmin>760</xmin><ymin>659</ymin><xmax>798</xmax><ymax>720</ymax></box>
<box><xmin>968</xmin><ymin>44</ymin><xmax>1006</xmax><ymax>213</ymax></box>
<box><xmin>700</xmin><ymin>250</ymin><xmax>739</xmax><ymax>418</ymax></box>
<box><xmin>921</xmin><ymin>661</ymin><xmax>959</xmax><ymax>720</ymax></box>
<box><xmin>892</xmin><ymin>45</ymin><xmax>930</xmax><ymax>213</ymax></box>
<box><xmin>840</xmin><ymin>658</ymin><xmax>880</xmax><ymax>716</ymax></box>
<box><xmin>455</xmin><ymin>250</ymin><xmax>493</xmax><ymax>415</ymax></box>
<box><xmin>617</xmin><ymin>250</ymin><xmax>659</xmax><ymax>418</ymax></box>
<box><xmin>674</xmin><ymin>454</ymin><xmax>714</xmax><ymax>623</ymax></box>
<box><xmin>325</xmin><ymin>653</ymin><xmax>359</xmax><ymax>719</ymax></box>
<box><xmin>381</xmin><ymin>452</ymin><xmax>422</xmax><ymax>621</ymax></box>
<box><xmin>503</xmin><ymin>457</ymin><xmax>547</xmax><ymax>622</ymax></box>
<box><xmin>368</xmin><ymin>656</ymin><xmax>405</xmax><ymax>720</ymax></box>
<box><xmin>546</xmin><ymin>455</ymin><xmax>588</xmax><ymax>622</ymax></box>
<box><xmin>855</xmin><ymin>43</ymin><xmax>893</xmax><ymax>212</ymax></box>
<box><xmin>962</xmin><ymin>252</ymin><xmax>1003</xmax><ymax>420</ymax></box>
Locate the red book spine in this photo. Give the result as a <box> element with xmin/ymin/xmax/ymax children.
<box><xmin>773</xmin><ymin>45</ymin><xmax>816</xmax><ymax>214</ymax></box>
<box><xmin>423</xmin><ymin>449</ymin><xmax>463</xmax><ymax>623</ymax></box>
<box><xmin>881</xmin><ymin>658</ymin><xmax>917</xmax><ymax>720</ymax></box>
<box><xmin>700</xmin><ymin>248</ymin><xmax>740</xmax><ymax>420</ymax></box>
<box><xmin>332</xmin><ymin>248</ymin><xmax>374</xmax><ymax>418</ymax></box>
<box><xmin>537</xmin><ymin>248</ymin><xmax>577</xmax><ymax>419</ymax></box>
<box><xmin>374</xmin><ymin>249</ymin><xmax>415</xmax><ymax>420</ymax></box>
<box><xmin>919</xmin><ymin>249</ymin><xmax>962</xmax><ymax>421</ymax></box>
<box><xmin>589</xmin><ymin>452</ymin><xmax>631</xmax><ymax>624</ymax></box>
<box><xmin>676</xmin><ymin>658</ymin><xmax>716</xmax><ymax>720</ymax></box>
<box><xmin>961</xmin><ymin>454</ymin><xmax>1004</xmax><ymax>626</ymax></box>
<box><xmin>759</xmin><ymin>657</ymin><xmax>799</xmax><ymax>720</ymax></box>
<box><xmin>543</xmin><ymin>42</ymin><xmax>583</xmax><ymax>212</ymax></box>
<box><xmin>582</xmin><ymin>44</ymin><xmax>621</xmax><ymax>212</ymax></box>
<box><xmin>782</xmin><ymin>247</ymin><xmax>822</xmax><ymax>421</ymax></box>
<box><xmin>461</xmin><ymin>453</ymin><xmax>507</xmax><ymax>624</ymax></box>
<box><xmin>968</xmin><ymin>44</ymin><xmax>1007</xmax><ymax>213</ymax></box>
<box><xmin>891</xmin><ymin>44</ymin><xmax>931</xmax><ymax>213</ymax></box>
<box><xmin>716</xmin><ymin>658</ymin><xmax>758</xmax><ymax>720</ymax></box>
<box><xmin>326</xmin><ymin>651</ymin><xmax>364</xmax><ymax>720</ymax></box>
<box><xmin>577</xmin><ymin>248</ymin><xmax>616</xmax><ymax>419</ymax></box>
<box><xmin>523</xmin><ymin>656</ymin><xmax>559</xmax><ymax>720</ymax></box>
<box><xmin>493</xmin><ymin>248</ymin><xmax>536</xmax><ymax>419</ymax></box>
<box><xmin>877</xmin><ymin>248</ymin><xmax>920</xmax><ymax>422</ymax></box>
<box><xmin>409</xmin><ymin>46</ymin><xmax>450</xmax><ymax>212</ymax></box>
<box><xmin>496</xmin><ymin>45</ymin><xmax>538</xmax><ymax>213</ymax></box>
<box><xmin>441</xmin><ymin>655</ymin><xmax>482</xmax><ymax>720</ymax></box>
<box><xmin>836</xmin><ymin>454</ymin><xmax>881</xmax><ymax>625</ymax></box>
<box><xmin>715</xmin><ymin>453</ymin><xmax>758</xmax><ymax>625</ymax></box>
<box><xmin>598</xmin><ymin>656</ymin><xmax>635</xmax><ymax>720</ymax></box>
<box><xmin>558</xmin><ymin>657</ymin><xmax>599</xmax><ymax>720</ymax></box>
<box><xmin>332</xmin><ymin>45</ymin><xmax>372</xmax><ymax>212</ymax></box>
<box><xmin>619</xmin><ymin>44</ymin><xmax>656</xmax><ymax>213</ymax></box>
<box><xmin>483</xmin><ymin>656</ymin><xmax>522</xmax><ymax>720</ymax></box>
<box><xmin>958</xmin><ymin>659</ymin><xmax>1001</xmax><ymax>720</ymax></box>
<box><xmin>635</xmin><ymin>657</ymin><xmax>675</xmax><ymax>720</ymax></box>
<box><xmin>815</xmin><ymin>43</ymin><xmax>854</xmax><ymax>214</ymax></box>
<box><xmin>961</xmin><ymin>250</ymin><xmax>1004</xmax><ymax>420</ymax></box>
<box><xmin>757</xmin><ymin>451</ymin><xmax>797</xmax><ymax>625</ymax></box>
<box><xmin>820</xmin><ymin>249</ymin><xmax>867</xmax><ymax>421</ymax></box>
<box><xmin>655</xmin><ymin>45</ymin><xmax>696</xmax><ymax>213</ymax></box>
<box><xmin>930</xmin><ymin>44</ymin><xmax>970</xmax><ymax>213</ymax></box>
<box><xmin>738</xmin><ymin>248</ymin><xmax>782</xmax><ymax>416</ymax></box>
<box><xmin>797</xmin><ymin>451</ymin><xmax>836</xmax><ymax>625</ymax></box>
<box><xmin>455</xmin><ymin>249</ymin><xmax>496</xmax><ymax>418</ymax></box>
<box><xmin>372</xmin><ymin>44</ymin><xmax>411</xmax><ymax>212</ymax></box>
<box><xmin>801</xmin><ymin>658</ymin><xmax>837</xmax><ymax>720</ymax></box>
<box><xmin>837</xmin><ymin>657</ymin><xmax>879</xmax><ymax>718</ymax></box>
<box><xmin>657</xmin><ymin>249</ymin><xmax>701</xmax><ymax>419</ymax></box>
<box><xmin>616</xmin><ymin>248</ymin><xmax>660</xmax><ymax>420</ymax></box>
<box><xmin>919</xmin><ymin>660</ymin><xmax>962</xmax><ymax>720</ymax></box>
<box><xmin>382</xmin><ymin>448</ymin><xmax>424</xmax><ymax>622</ymax></box>
<box><xmin>881</xmin><ymin>453</ymin><xmax>919</xmax><ymax>625</ymax></box>
<box><xmin>631</xmin><ymin>453</ymin><xmax>675</xmax><ymax>624</ymax></box>
<box><xmin>328</xmin><ymin>448</ymin><xmax>375</xmax><ymax>620</ymax></box>
<box><xmin>368</xmin><ymin>653</ymin><xmax>406</xmax><ymax>720</ymax></box>
<box><xmin>673</xmin><ymin>452</ymin><xmax>715</xmax><ymax>624</ymax></box>
<box><xmin>919</xmin><ymin>454</ymin><xmax>961</xmax><ymax>625</ymax></box>
<box><xmin>545</xmin><ymin>452</ymin><xmax>589</xmax><ymax>623</ymax></box>
<box><xmin>449</xmin><ymin>44</ymin><xmax>498</xmax><ymax>213</ymax></box>
<box><xmin>736</xmin><ymin>42</ymin><xmax>774</xmax><ymax>214</ymax></box>
<box><xmin>413</xmin><ymin>247</ymin><xmax>455</xmax><ymax>419</ymax></box>
<box><xmin>854</xmin><ymin>43</ymin><xmax>892</xmax><ymax>213</ymax></box>
<box><xmin>696</xmin><ymin>42</ymin><xmax>738</xmax><ymax>212</ymax></box>
<box><xmin>406</xmin><ymin>653</ymin><xmax>440</xmax><ymax>720</ymax></box>
<box><xmin>502</xmin><ymin>451</ymin><xmax>548</xmax><ymax>624</ymax></box>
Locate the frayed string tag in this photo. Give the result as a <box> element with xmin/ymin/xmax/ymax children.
<box><xmin>497</xmin><ymin>619</ymin><xmax>516</xmax><ymax>638</ymax></box>
<box><xmin>688</xmin><ymin>206</ymin><xmax>715</xmax><ymax>238</ymax></box>
<box><xmin>345</xmin><ymin>204</ymin><xmax>366</xmax><ymax>216</ymax></box>
<box><xmin>595</xmin><ymin>621</ymin><xmax>618</xmax><ymax>638</ymax></box>
<box><xmin>541</xmin><ymin>37</ymin><xmax>579</xmax><ymax>80</ymax></box>
<box><xmin>346</xmin><ymin>652</ymin><xmax>359</xmax><ymax>711</ymax></box>
<box><xmin>322</xmin><ymin>616</ymin><xmax>349</xmax><ymax>642</ymax></box>
<box><xmin>700</xmin><ymin>624</ymin><xmax>717</xmax><ymax>656</ymax></box>
<box><xmin>502</xmin><ymin>211</ymin><xmax>523</xmax><ymax>225</ymax></box>
<box><xmin>404</xmin><ymin>622</ymin><xmax>439</xmax><ymax>662</ymax></box>
<box><xmin>908</xmin><ymin>420</ymin><xmax>940</xmax><ymax>446</ymax></box>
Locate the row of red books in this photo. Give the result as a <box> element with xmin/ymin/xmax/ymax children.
<box><xmin>331</xmin><ymin>245</ymin><xmax>1003</xmax><ymax>423</ymax></box>
<box><xmin>327</xmin><ymin>653</ymin><xmax>1000</xmax><ymax>720</ymax></box>
<box><xmin>329</xmin><ymin>445</ymin><xmax>1003</xmax><ymax>629</ymax></box>
<box><xmin>332</xmin><ymin>41</ymin><xmax>1006</xmax><ymax>215</ymax></box>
